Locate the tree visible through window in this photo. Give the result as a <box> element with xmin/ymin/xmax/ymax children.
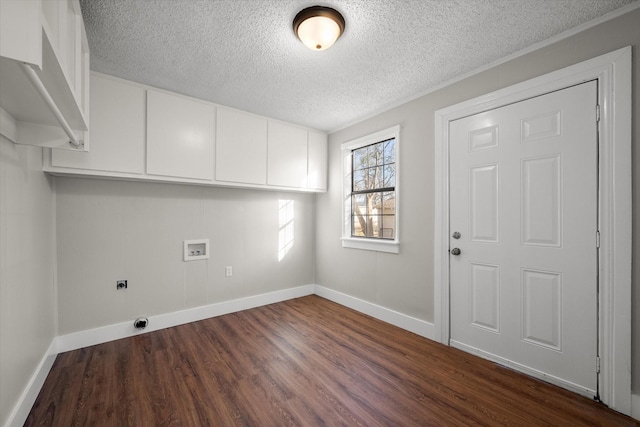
<box><xmin>351</xmin><ymin>138</ymin><xmax>395</xmax><ymax>239</ymax></box>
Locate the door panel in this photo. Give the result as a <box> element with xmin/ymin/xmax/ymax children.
<box><xmin>449</xmin><ymin>81</ymin><xmax>598</xmax><ymax>395</ymax></box>
<box><xmin>469</xmin><ymin>262</ymin><xmax>500</xmax><ymax>332</ymax></box>
<box><xmin>521</xmin><ymin>268</ymin><xmax>562</xmax><ymax>350</ymax></box>
<box><xmin>469</xmin><ymin>164</ymin><xmax>499</xmax><ymax>242</ymax></box>
<box><xmin>521</xmin><ymin>155</ymin><xmax>561</xmax><ymax>246</ymax></box>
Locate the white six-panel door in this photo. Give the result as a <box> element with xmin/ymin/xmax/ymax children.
<box><xmin>449</xmin><ymin>81</ymin><xmax>598</xmax><ymax>396</ymax></box>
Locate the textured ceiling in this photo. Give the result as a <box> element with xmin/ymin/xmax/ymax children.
<box><xmin>80</xmin><ymin>0</ymin><xmax>637</xmax><ymax>132</ymax></box>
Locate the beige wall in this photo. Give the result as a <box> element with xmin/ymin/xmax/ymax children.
<box><xmin>316</xmin><ymin>8</ymin><xmax>640</xmax><ymax>389</ymax></box>
<box><xmin>55</xmin><ymin>178</ymin><xmax>316</xmax><ymax>334</ymax></box>
<box><xmin>0</xmin><ymin>138</ymin><xmax>56</xmax><ymax>425</ymax></box>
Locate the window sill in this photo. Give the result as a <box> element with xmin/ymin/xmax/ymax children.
<box><xmin>341</xmin><ymin>237</ymin><xmax>399</xmax><ymax>254</ymax></box>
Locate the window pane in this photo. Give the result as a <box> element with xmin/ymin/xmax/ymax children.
<box><xmin>351</xmin><ymin>191</ymin><xmax>394</xmax><ymax>239</ymax></box>
<box><xmin>352</xmin><ymin>194</ymin><xmax>366</xmax><ymax>238</ymax></box>
<box><xmin>365</xmin><ymin>168</ymin><xmax>374</xmax><ymax>190</ymax></box>
<box><xmin>382</xmin><ymin>215</ymin><xmax>395</xmax><ymax>239</ymax></box>
<box><xmin>364</xmin><ymin>214</ymin><xmax>379</xmax><ymax>237</ymax></box>
<box><xmin>353</xmin><ymin>169</ymin><xmax>367</xmax><ymax>191</ymax></box>
<box><xmin>375</xmin><ymin>142</ymin><xmax>385</xmax><ymax>166</ymax></box>
<box><xmin>384</xmin><ymin>139</ymin><xmax>395</xmax><ymax>163</ymax></box>
<box><xmin>353</xmin><ymin>194</ymin><xmax>366</xmax><ymax>213</ymax></box>
<box><xmin>383</xmin><ymin>191</ymin><xmax>395</xmax><ymax>215</ymax></box>
<box><xmin>366</xmin><ymin>145</ymin><xmax>379</xmax><ymax>167</ymax></box>
<box><xmin>353</xmin><ymin>147</ymin><xmax>367</xmax><ymax>170</ymax></box>
<box><xmin>352</xmin><ymin>214</ymin><xmax>365</xmax><ymax>237</ymax></box>
<box><xmin>383</xmin><ymin>164</ymin><xmax>395</xmax><ymax>187</ymax></box>
<box><xmin>367</xmin><ymin>167</ymin><xmax>384</xmax><ymax>190</ymax></box>
<box><xmin>368</xmin><ymin>192</ymin><xmax>382</xmax><ymax>214</ymax></box>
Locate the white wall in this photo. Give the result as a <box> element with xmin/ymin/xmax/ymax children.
<box><xmin>0</xmin><ymin>138</ymin><xmax>56</xmax><ymax>426</ymax></box>
<box><xmin>55</xmin><ymin>177</ymin><xmax>316</xmax><ymax>334</ymax></box>
<box><xmin>316</xmin><ymin>7</ymin><xmax>640</xmax><ymax>388</ymax></box>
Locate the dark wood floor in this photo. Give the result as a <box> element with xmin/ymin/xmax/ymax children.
<box><xmin>27</xmin><ymin>295</ymin><xmax>637</xmax><ymax>426</ymax></box>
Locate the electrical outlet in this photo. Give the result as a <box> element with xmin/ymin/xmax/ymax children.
<box><xmin>225</xmin><ymin>266</ymin><xmax>233</xmax><ymax>277</ymax></box>
<box><xmin>116</xmin><ymin>280</ymin><xmax>128</xmax><ymax>290</ymax></box>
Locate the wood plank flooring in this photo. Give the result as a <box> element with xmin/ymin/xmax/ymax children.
<box><xmin>27</xmin><ymin>295</ymin><xmax>638</xmax><ymax>426</ymax></box>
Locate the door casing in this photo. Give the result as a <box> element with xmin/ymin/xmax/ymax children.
<box><xmin>433</xmin><ymin>47</ymin><xmax>631</xmax><ymax>414</ymax></box>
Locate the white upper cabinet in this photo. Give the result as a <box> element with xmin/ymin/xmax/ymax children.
<box><xmin>267</xmin><ymin>121</ymin><xmax>308</xmax><ymax>188</ymax></box>
<box><xmin>51</xmin><ymin>74</ymin><xmax>145</xmax><ymax>174</ymax></box>
<box><xmin>146</xmin><ymin>90</ymin><xmax>215</xmax><ymax>180</ymax></box>
<box><xmin>307</xmin><ymin>131</ymin><xmax>328</xmax><ymax>191</ymax></box>
<box><xmin>0</xmin><ymin>0</ymin><xmax>41</xmax><ymax>66</ymax></box>
<box><xmin>216</xmin><ymin>107</ymin><xmax>268</xmax><ymax>185</ymax></box>
<box><xmin>44</xmin><ymin>74</ymin><xmax>327</xmax><ymax>192</ymax></box>
<box><xmin>0</xmin><ymin>0</ymin><xmax>89</xmax><ymax>151</ymax></box>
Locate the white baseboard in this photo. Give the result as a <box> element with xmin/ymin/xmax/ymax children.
<box><xmin>4</xmin><ymin>339</ymin><xmax>57</xmax><ymax>427</ymax></box>
<box><xmin>631</xmin><ymin>394</ymin><xmax>640</xmax><ymax>421</ymax></box>
<box><xmin>57</xmin><ymin>284</ymin><xmax>315</xmax><ymax>352</ymax></box>
<box><xmin>314</xmin><ymin>285</ymin><xmax>435</xmax><ymax>340</ymax></box>
<box><xmin>56</xmin><ymin>284</ymin><xmax>436</xmax><ymax>353</ymax></box>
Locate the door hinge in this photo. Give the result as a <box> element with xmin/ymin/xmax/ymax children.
<box><xmin>596</xmin><ymin>104</ymin><xmax>601</xmax><ymax>122</ymax></box>
<box><xmin>596</xmin><ymin>230</ymin><xmax>601</xmax><ymax>249</ymax></box>
<box><xmin>596</xmin><ymin>356</ymin><xmax>601</xmax><ymax>374</ymax></box>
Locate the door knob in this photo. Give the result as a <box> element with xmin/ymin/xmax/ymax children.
<box><xmin>452</xmin><ymin>231</ymin><xmax>461</xmax><ymax>239</ymax></box>
<box><xmin>451</xmin><ymin>248</ymin><xmax>461</xmax><ymax>256</ymax></box>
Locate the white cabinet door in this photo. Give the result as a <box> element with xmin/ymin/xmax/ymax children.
<box><xmin>307</xmin><ymin>131</ymin><xmax>327</xmax><ymax>191</ymax></box>
<box><xmin>147</xmin><ymin>90</ymin><xmax>215</xmax><ymax>180</ymax></box>
<box><xmin>267</xmin><ymin>121</ymin><xmax>308</xmax><ymax>188</ymax></box>
<box><xmin>216</xmin><ymin>107</ymin><xmax>267</xmax><ymax>185</ymax></box>
<box><xmin>52</xmin><ymin>74</ymin><xmax>144</xmax><ymax>173</ymax></box>
<box><xmin>0</xmin><ymin>0</ymin><xmax>41</xmax><ymax>66</ymax></box>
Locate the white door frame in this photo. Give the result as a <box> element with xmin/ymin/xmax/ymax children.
<box><xmin>433</xmin><ymin>47</ymin><xmax>632</xmax><ymax>414</ymax></box>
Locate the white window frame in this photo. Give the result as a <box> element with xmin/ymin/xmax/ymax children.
<box><xmin>341</xmin><ymin>125</ymin><xmax>400</xmax><ymax>254</ymax></box>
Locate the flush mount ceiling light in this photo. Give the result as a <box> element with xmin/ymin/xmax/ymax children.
<box><xmin>293</xmin><ymin>6</ymin><xmax>345</xmax><ymax>51</ymax></box>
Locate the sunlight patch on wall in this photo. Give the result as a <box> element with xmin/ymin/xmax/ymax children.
<box><xmin>278</xmin><ymin>200</ymin><xmax>295</xmax><ymax>262</ymax></box>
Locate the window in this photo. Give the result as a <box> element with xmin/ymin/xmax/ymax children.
<box><xmin>351</xmin><ymin>139</ymin><xmax>396</xmax><ymax>238</ymax></box>
<box><xmin>342</xmin><ymin>125</ymin><xmax>399</xmax><ymax>253</ymax></box>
